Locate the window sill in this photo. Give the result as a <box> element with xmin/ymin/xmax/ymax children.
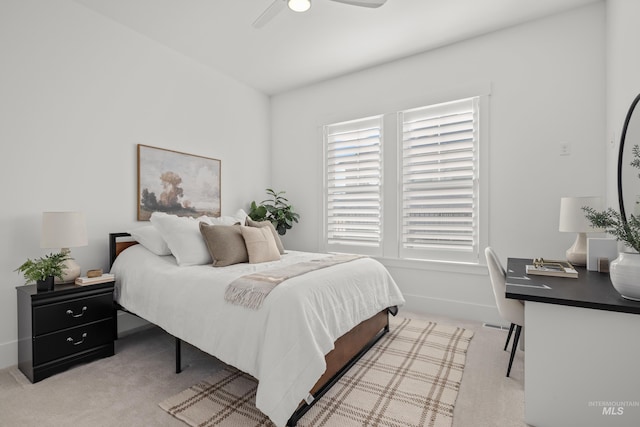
<box><xmin>374</xmin><ymin>256</ymin><xmax>488</xmax><ymax>276</ymax></box>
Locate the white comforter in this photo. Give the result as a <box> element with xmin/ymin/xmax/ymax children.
<box><xmin>111</xmin><ymin>245</ymin><xmax>405</xmax><ymax>426</ymax></box>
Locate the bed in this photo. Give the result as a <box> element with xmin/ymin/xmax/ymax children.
<box><xmin>109</xmin><ymin>230</ymin><xmax>404</xmax><ymax>426</ymax></box>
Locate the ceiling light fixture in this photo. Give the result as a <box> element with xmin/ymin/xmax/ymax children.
<box><xmin>288</xmin><ymin>0</ymin><xmax>311</xmax><ymax>13</ymax></box>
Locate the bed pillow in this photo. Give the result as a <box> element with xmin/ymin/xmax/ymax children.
<box><xmin>149</xmin><ymin>212</ymin><xmax>212</xmax><ymax>266</ymax></box>
<box><xmin>208</xmin><ymin>209</ymin><xmax>248</xmax><ymax>226</ymax></box>
<box><xmin>128</xmin><ymin>225</ymin><xmax>171</xmax><ymax>256</ymax></box>
<box><xmin>232</xmin><ymin>208</ymin><xmax>248</xmax><ymax>224</ymax></box>
<box><xmin>199</xmin><ymin>222</ymin><xmax>249</xmax><ymax>267</ymax></box>
<box><xmin>241</xmin><ymin>225</ymin><xmax>281</xmax><ymax>264</ymax></box>
<box><xmin>245</xmin><ymin>217</ymin><xmax>285</xmax><ymax>254</ymax></box>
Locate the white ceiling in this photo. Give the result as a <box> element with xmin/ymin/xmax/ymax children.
<box><xmin>74</xmin><ymin>0</ymin><xmax>598</xmax><ymax>95</ymax></box>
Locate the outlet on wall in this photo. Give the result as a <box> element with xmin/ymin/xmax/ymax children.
<box><xmin>559</xmin><ymin>142</ymin><xmax>571</xmax><ymax>156</ymax></box>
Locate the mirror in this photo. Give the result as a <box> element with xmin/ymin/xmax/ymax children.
<box><xmin>618</xmin><ymin>93</ymin><xmax>640</xmax><ymax>223</ymax></box>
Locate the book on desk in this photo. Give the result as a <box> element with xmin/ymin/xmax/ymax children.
<box><xmin>525</xmin><ymin>259</ymin><xmax>578</xmax><ymax>279</ymax></box>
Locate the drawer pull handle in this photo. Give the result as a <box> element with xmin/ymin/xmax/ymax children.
<box><xmin>67</xmin><ymin>333</ymin><xmax>87</xmax><ymax>346</ymax></box>
<box><xmin>66</xmin><ymin>306</ymin><xmax>87</xmax><ymax>318</ymax></box>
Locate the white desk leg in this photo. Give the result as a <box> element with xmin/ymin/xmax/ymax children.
<box><xmin>525</xmin><ymin>301</ymin><xmax>640</xmax><ymax>427</ymax></box>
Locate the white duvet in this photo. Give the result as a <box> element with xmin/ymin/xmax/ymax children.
<box><xmin>111</xmin><ymin>245</ymin><xmax>405</xmax><ymax>426</ymax></box>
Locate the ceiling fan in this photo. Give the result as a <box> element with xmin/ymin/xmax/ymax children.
<box><xmin>253</xmin><ymin>0</ymin><xmax>387</xmax><ymax>29</ymax></box>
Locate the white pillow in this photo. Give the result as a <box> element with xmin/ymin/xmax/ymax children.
<box><xmin>208</xmin><ymin>208</ymin><xmax>248</xmax><ymax>226</ymax></box>
<box><xmin>232</xmin><ymin>208</ymin><xmax>248</xmax><ymax>224</ymax></box>
<box><xmin>149</xmin><ymin>212</ymin><xmax>212</xmax><ymax>266</ymax></box>
<box><xmin>128</xmin><ymin>225</ymin><xmax>171</xmax><ymax>256</ymax></box>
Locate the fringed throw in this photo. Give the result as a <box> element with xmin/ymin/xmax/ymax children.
<box><xmin>224</xmin><ymin>254</ymin><xmax>364</xmax><ymax>309</ymax></box>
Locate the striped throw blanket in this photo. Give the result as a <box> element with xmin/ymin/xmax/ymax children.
<box><xmin>224</xmin><ymin>254</ymin><xmax>364</xmax><ymax>310</ymax></box>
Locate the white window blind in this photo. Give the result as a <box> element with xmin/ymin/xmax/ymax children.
<box><xmin>324</xmin><ymin>116</ymin><xmax>383</xmax><ymax>253</ymax></box>
<box><xmin>400</xmin><ymin>97</ymin><xmax>479</xmax><ymax>261</ymax></box>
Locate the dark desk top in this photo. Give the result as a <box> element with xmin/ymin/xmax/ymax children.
<box><xmin>505</xmin><ymin>258</ymin><xmax>640</xmax><ymax>315</ymax></box>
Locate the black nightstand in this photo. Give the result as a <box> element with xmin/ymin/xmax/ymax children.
<box><xmin>16</xmin><ymin>281</ymin><xmax>116</xmax><ymax>383</ymax></box>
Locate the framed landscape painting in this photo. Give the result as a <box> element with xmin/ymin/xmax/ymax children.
<box><xmin>137</xmin><ymin>144</ymin><xmax>221</xmax><ymax>221</ymax></box>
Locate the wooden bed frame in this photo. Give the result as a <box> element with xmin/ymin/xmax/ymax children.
<box><xmin>109</xmin><ymin>232</ymin><xmax>393</xmax><ymax>426</ymax></box>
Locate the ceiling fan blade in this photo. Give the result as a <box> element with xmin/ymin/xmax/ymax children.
<box><xmin>253</xmin><ymin>0</ymin><xmax>286</xmax><ymax>29</ymax></box>
<box><xmin>329</xmin><ymin>0</ymin><xmax>387</xmax><ymax>8</ymax></box>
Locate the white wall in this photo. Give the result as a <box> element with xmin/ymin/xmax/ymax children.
<box><xmin>606</xmin><ymin>0</ymin><xmax>640</xmax><ymax>207</ymax></box>
<box><xmin>0</xmin><ymin>1</ymin><xmax>611</xmax><ymax>371</ymax></box>
<box><xmin>271</xmin><ymin>3</ymin><xmax>606</xmax><ymax>321</ymax></box>
<box><xmin>0</xmin><ymin>0</ymin><xmax>271</xmax><ymax>369</ymax></box>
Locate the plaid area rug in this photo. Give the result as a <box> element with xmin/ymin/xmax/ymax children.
<box><xmin>159</xmin><ymin>317</ymin><xmax>474</xmax><ymax>427</ymax></box>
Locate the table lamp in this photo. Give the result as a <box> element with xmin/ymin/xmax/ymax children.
<box><xmin>559</xmin><ymin>197</ymin><xmax>602</xmax><ymax>266</ymax></box>
<box><xmin>41</xmin><ymin>211</ymin><xmax>88</xmax><ymax>283</ymax></box>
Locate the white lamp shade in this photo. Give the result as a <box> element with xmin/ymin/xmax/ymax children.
<box><xmin>559</xmin><ymin>197</ymin><xmax>603</xmax><ymax>233</ymax></box>
<box><xmin>41</xmin><ymin>211</ymin><xmax>88</xmax><ymax>249</ymax></box>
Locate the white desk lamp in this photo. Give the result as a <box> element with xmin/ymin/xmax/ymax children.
<box><xmin>559</xmin><ymin>197</ymin><xmax>602</xmax><ymax>266</ymax></box>
<box><xmin>41</xmin><ymin>211</ymin><xmax>88</xmax><ymax>283</ymax></box>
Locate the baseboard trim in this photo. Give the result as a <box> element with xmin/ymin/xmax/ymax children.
<box><xmin>483</xmin><ymin>322</ymin><xmax>511</xmax><ymax>330</ymax></box>
<box><xmin>400</xmin><ymin>293</ymin><xmax>503</xmax><ymax>325</ymax></box>
<box><xmin>0</xmin><ymin>339</ymin><xmax>17</xmax><ymax>370</ymax></box>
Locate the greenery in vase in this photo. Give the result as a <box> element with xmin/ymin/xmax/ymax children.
<box><xmin>583</xmin><ymin>144</ymin><xmax>640</xmax><ymax>253</ymax></box>
<box><xmin>249</xmin><ymin>188</ymin><xmax>300</xmax><ymax>235</ymax></box>
<box><xmin>15</xmin><ymin>252</ymin><xmax>70</xmax><ymax>284</ymax></box>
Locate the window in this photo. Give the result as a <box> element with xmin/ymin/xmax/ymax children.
<box><xmin>324</xmin><ymin>115</ymin><xmax>383</xmax><ymax>256</ymax></box>
<box><xmin>400</xmin><ymin>97</ymin><xmax>479</xmax><ymax>262</ymax></box>
<box><xmin>323</xmin><ymin>95</ymin><xmax>483</xmax><ymax>264</ymax></box>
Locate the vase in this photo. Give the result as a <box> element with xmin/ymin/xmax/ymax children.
<box><xmin>610</xmin><ymin>252</ymin><xmax>640</xmax><ymax>301</ymax></box>
<box><xmin>36</xmin><ymin>275</ymin><xmax>55</xmax><ymax>292</ymax></box>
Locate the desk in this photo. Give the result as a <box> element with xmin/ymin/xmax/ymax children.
<box><xmin>506</xmin><ymin>258</ymin><xmax>640</xmax><ymax>427</ymax></box>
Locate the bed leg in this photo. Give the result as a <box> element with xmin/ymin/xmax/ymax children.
<box><xmin>175</xmin><ymin>337</ymin><xmax>182</xmax><ymax>374</ymax></box>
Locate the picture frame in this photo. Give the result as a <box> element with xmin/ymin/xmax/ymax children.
<box><xmin>137</xmin><ymin>144</ymin><xmax>221</xmax><ymax>221</ymax></box>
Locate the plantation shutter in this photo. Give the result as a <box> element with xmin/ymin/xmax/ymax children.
<box><xmin>324</xmin><ymin>116</ymin><xmax>383</xmax><ymax>254</ymax></box>
<box><xmin>400</xmin><ymin>97</ymin><xmax>479</xmax><ymax>261</ymax></box>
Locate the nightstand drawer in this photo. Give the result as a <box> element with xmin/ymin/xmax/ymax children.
<box><xmin>33</xmin><ymin>319</ymin><xmax>114</xmax><ymax>366</ymax></box>
<box><xmin>33</xmin><ymin>292</ymin><xmax>113</xmax><ymax>335</ymax></box>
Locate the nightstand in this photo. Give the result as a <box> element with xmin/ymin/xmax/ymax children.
<box><xmin>16</xmin><ymin>281</ymin><xmax>116</xmax><ymax>383</ymax></box>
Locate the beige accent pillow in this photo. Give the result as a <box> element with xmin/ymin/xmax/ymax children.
<box><xmin>199</xmin><ymin>223</ymin><xmax>249</xmax><ymax>267</ymax></box>
<box><xmin>241</xmin><ymin>225</ymin><xmax>281</xmax><ymax>264</ymax></box>
<box><xmin>245</xmin><ymin>217</ymin><xmax>285</xmax><ymax>254</ymax></box>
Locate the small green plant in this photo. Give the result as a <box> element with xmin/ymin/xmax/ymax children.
<box><xmin>583</xmin><ymin>144</ymin><xmax>640</xmax><ymax>253</ymax></box>
<box><xmin>583</xmin><ymin>207</ymin><xmax>640</xmax><ymax>253</ymax></box>
<box><xmin>15</xmin><ymin>252</ymin><xmax>70</xmax><ymax>284</ymax></box>
<box><xmin>249</xmin><ymin>188</ymin><xmax>300</xmax><ymax>235</ymax></box>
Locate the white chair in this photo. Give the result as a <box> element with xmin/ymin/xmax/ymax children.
<box><xmin>485</xmin><ymin>247</ymin><xmax>525</xmax><ymax>377</ymax></box>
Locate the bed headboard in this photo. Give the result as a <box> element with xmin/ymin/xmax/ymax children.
<box><xmin>109</xmin><ymin>232</ymin><xmax>138</xmax><ymax>268</ymax></box>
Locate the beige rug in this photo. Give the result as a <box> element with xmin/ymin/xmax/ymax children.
<box><xmin>159</xmin><ymin>317</ymin><xmax>474</xmax><ymax>427</ymax></box>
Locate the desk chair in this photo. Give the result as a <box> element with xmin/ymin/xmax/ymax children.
<box><xmin>485</xmin><ymin>247</ymin><xmax>525</xmax><ymax>377</ymax></box>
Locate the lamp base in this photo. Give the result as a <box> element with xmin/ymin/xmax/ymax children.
<box><xmin>566</xmin><ymin>232</ymin><xmax>587</xmax><ymax>266</ymax></box>
<box><xmin>55</xmin><ymin>248</ymin><xmax>81</xmax><ymax>284</ymax></box>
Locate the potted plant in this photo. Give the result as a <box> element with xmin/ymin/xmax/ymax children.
<box><xmin>583</xmin><ymin>145</ymin><xmax>640</xmax><ymax>300</ymax></box>
<box><xmin>248</xmin><ymin>188</ymin><xmax>300</xmax><ymax>235</ymax></box>
<box><xmin>582</xmin><ymin>207</ymin><xmax>640</xmax><ymax>253</ymax></box>
<box><xmin>15</xmin><ymin>252</ymin><xmax>70</xmax><ymax>291</ymax></box>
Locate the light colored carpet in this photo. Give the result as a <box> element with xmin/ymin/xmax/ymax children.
<box><xmin>0</xmin><ymin>311</ymin><xmax>526</xmax><ymax>427</ymax></box>
<box><xmin>160</xmin><ymin>316</ymin><xmax>473</xmax><ymax>427</ymax></box>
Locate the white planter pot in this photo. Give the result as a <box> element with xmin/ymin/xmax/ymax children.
<box><xmin>610</xmin><ymin>252</ymin><xmax>640</xmax><ymax>301</ymax></box>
